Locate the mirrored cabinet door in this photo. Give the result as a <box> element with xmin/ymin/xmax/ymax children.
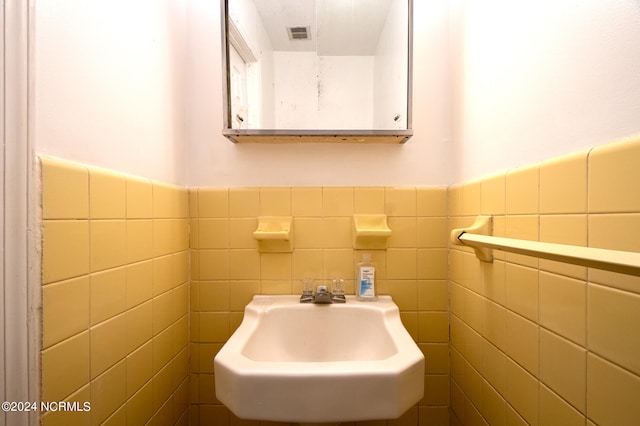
<box><xmin>221</xmin><ymin>0</ymin><xmax>413</xmax><ymax>143</ymax></box>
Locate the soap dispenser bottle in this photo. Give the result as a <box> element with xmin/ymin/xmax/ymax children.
<box><xmin>356</xmin><ymin>253</ymin><xmax>377</xmax><ymax>301</ymax></box>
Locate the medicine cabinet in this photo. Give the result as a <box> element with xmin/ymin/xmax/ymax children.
<box><xmin>221</xmin><ymin>0</ymin><xmax>413</xmax><ymax>143</ymax></box>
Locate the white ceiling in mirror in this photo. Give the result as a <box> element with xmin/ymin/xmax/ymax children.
<box><xmin>317</xmin><ymin>0</ymin><xmax>393</xmax><ymax>55</ymax></box>
<box><xmin>251</xmin><ymin>0</ymin><xmax>317</xmax><ymax>52</ymax></box>
<box><xmin>252</xmin><ymin>0</ymin><xmax>393</xmax><ymax>55</ymax></box>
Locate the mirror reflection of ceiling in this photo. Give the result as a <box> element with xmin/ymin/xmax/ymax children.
<box><xmin>251</xmin><ymin>0</ymin><xmax>393</xmax><ymax>56</ymax></box>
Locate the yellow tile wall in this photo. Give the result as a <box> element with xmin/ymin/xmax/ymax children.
<box><xmin>449</xmin><ymin>135</ymin><xmax>640</xmax><ymax>426</ymax></box>
<box><xmin>43</xmin><ymin>136</ymin><xmax>639</xmax><ymax>426</ymax></box>
<box><xmin>40</xmin><ymin>157</ymin><xmax>190</xmax><ymax>426</ymax></box>
<box><xmin>189</xmin><ymin>186</ymin><xmax>450</xmax><ymax>426</ymax></box>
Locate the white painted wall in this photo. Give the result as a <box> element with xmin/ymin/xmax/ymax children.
<box><xmin>374</xmin><ymin>0</ymin><xmax>409</xmax><ymax>129</ymax></box>
<box><xmin>33</xmin><ymin>0</ymin><xmax>638</xmax><ymax>188</ymax></box>
<box><xmin>452</xmin><ymin>0</ymin><xmax>640</xmax><ymax>183</ymax></box>
<box><xmin>228</xmin><ymin>0</ymin><xmax>273</xmax><ymax>57</ymax></box>
<box><xmin>186</xmin><ymin>0</ymin><xmax>454</xmax><ymax>187</ymax></box>
<box><xmin>273</xmin><ymin>51</ymin><xmax>318</xmax><ymax>129</ymax></box>
<box><xmin>273</xmin><ymin>54</ymin><xmax>374</xmax><ymax>130</ymax></box>
<box><xmin>318</xmin><ymin>56</ymin><xmax>374</xmax><ymax>130</ymax></box>
<box><xmin>33</xmin><ymin>0</ymin><xmax>187</xmax><ymax>185</ymax></box>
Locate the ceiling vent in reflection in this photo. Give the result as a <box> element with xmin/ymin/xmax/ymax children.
<box><xmin>287</xmin><ymin>26</ymin><xmax>311</xmax><ymax>40</ymax></box>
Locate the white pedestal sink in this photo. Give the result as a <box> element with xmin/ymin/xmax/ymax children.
<box><xmin>214</xmin><ymin>295</ymin><xmax>424</xmax><ymax>424</ymax></box>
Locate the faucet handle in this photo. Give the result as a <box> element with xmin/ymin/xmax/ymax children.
<box><xmin>300</xmin><ymin>278</ymin><xmax>315</xmax><ymax>303</ymax></box>
<box><xmin>331</xmin><ymin>278</ymin><xmax>344</xmax><ymax>295</ymax></box>
<box><xmin>330</xmin><ymin>278</ymin><xmax>346</xmax><ymax>303</ymax></box>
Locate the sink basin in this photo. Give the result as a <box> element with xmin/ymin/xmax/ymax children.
<box><xmin>214</xmin><ymin>295</ymin><xmax>424</xmax><ymax>423</ymax></box>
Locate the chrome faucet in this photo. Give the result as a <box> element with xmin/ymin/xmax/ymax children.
<box><xmin>300</xmin><ymin>279</ymin><xmax>346</xmax><ymax>304</ymax></box>
<box><xmin>313</xmin><ymin>285</ymin><xmax>333</xmax><ymax>303</ymax></box>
